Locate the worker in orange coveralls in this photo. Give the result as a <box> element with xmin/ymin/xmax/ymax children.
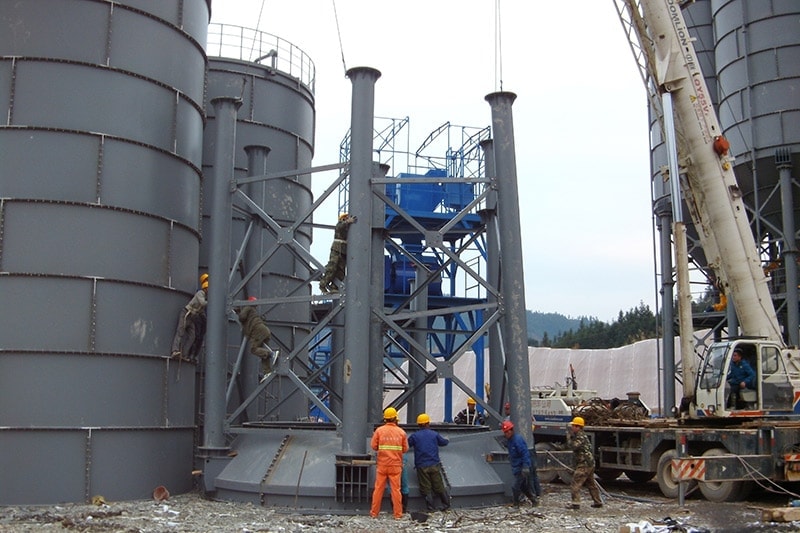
<box><xmin>370</xmin><ymin>407</ymin><xmax>409</xmax><ymax>519</ymax></box>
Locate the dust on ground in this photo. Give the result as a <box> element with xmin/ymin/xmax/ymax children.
<box><xmin>2</xmin><ymin>481</ymin><xmax>799</xmax><ymax>532</ymax></box>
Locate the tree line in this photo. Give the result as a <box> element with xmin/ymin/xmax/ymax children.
<box><xmin>529</xmin><ymin>302</ymin><xmax>659</xmax><ymax>349</ymax></box>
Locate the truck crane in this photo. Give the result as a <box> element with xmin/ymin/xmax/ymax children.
<box><xmin>532</xmin><ymin>0</ymin><xmax>800</xmax><ymax>503</ymax></box>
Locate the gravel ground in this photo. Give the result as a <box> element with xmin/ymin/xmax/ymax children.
<box><xmin>2</xmin><ymin>481</ymin><xmax>798</xmax><ymax>532</ymax></box>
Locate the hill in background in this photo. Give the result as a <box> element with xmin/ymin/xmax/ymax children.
<box><xmin>526</xmin><ymin>310</ymin><xmax>594</xmax><ymax>344</ymax></box>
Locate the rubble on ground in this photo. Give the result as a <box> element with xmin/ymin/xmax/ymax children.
<box><xmin>1</xmin><ymin>482</ymin><xmax>797</xmax><ymax>532</ymax></box>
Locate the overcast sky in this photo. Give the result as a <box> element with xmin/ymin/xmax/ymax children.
<box><xmin>210</xmin><ymin>0</ymin><xmax>656</xmax><ymax>323</ymax></box>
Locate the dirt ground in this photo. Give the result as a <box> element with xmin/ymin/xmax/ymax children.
<box><xmin>2</xmin><ymin>480</ymin><xmax>800</xmax><ymax>532</ymax></box>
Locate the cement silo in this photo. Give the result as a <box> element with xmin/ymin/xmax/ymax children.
<box><xmin>0</xmin><ymin>0</ymin><xmax>210</xmax><ymax>504</ymax></box>
<box><xmin>648</xmin><ymin>0</ymin><xmax>800</xmax><ymax>410</ymax></box>
<box><xmin>203</xmin><ymin>25</ymin><xmax>316</xmax><ymax>422</ymax></box>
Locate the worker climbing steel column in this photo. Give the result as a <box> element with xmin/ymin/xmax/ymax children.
<box><xmin>171</xmin><ymin>273</ymin><xmax>209</xmax><ymax>361</ymax></box>
<box><xmin>235</xmin><ymin>296</ymin><xmax>277</xmax><ymax>380</ymax></box>
<box><xmin>319</xmin><ymin>213</ymin><xmax>357</xmax><ymax>293</ymax></box>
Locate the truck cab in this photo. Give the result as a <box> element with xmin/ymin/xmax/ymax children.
<box><xmin>693</xmin><ymin>340</ymin><xmax>798</xmax><ymax>417</ymax></box>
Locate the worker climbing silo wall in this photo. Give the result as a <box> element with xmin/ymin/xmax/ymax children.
<box><xmin>205</xmin><ymin>25</ymin><xmax>315</xmax><ymax>421</ymax></box>
<box><xmin>0</xmin><ymin>0</ymin><xmax>210</xmax><ymax>504</ymax></box>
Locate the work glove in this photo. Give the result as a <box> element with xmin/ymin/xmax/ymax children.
<box><xmin>521</xmin><ymin>467</ymin><xmax>530</xmax><ymax>476</ymax></box>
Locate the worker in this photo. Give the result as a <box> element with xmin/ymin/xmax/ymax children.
<box><xmin>500</xmin><ymin>420</ymin><xmax>539</xmax><ymax>507</ymax></box>
<box><xmin>454</xmin><ymin>397</ymin><xmax>485</xmax><ymax>425</ymax></box>
<box><xmin>503</xmin><ymin>401</ymin><xmax>512</xmax><ymax>421</ymax></box>
<box><xmin>319</xmin><ymin>213</ymin><xmax>357</xmax><ymax>293</ymax></box>
<box><xmin>171</xmin><ymin>273</ymin><xmax>208</xmax><ymax>361</ymax></box>
<box><xmin>407</xmin><ymin>413</ymin><xmax>450</xmax><ymax>511</ymax></box>
<box><xmin>727</xmin><ymin>348</ymin><xmax>756</xmax><ymax>409</ymax></box>
<box><xmin>370</xmin><ymin>407</ymin><xmax>409</xmax><ymax>519</ymax></box>
<box><xmin>236</xmin><ymin>297</ymin><xmax>277</xmax><ymax>377</ymax></box>
<box><xmin>565</xmin><ymin>416</ymin><xmax>603</xmax><ymax>510</ymax></box>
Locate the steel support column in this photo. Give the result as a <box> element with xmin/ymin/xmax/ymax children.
<box><xmin>203</xmin><ymin>96</ymin><xmax>242</xmax><ymax>453</ymax></box>
<box><xmin>342</xmin><ymin>66</ymin><xmax>381</xmax><ymax>454</ymax></box>
<box><xmin>480</xmin><ymin>139</ymin><xmax>505</xmax><ymax>424</ymax></box>
<box><xmin>485</xmin><ymin>91</ymin><xmax>532</xmax><ymax>444</ymax></box>
<box><xmin>778</xmin><ymin>149</ymin><xmax>799</xmax><ymax>346</ymax></box>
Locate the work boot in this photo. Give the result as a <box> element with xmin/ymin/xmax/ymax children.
<box><xmin>439</xmin><ymin>492</ymin><xmax>451</xmax><ymax>511</ymax></box>
<box><xmin>591</xmin><ymin>502</ymin><xmax>603</xmax><ymax>508</ymax></box>
<box><xmin>424</xmin><ymin>494</ymin><xmax>436</xmax><ymax>511</ymax></box>
<box><xmin>567</xmin><ymin>503</ymin><xmax>580</xmax><ymax>510</ymax></box>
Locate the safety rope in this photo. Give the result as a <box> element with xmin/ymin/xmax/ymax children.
<box><xmin>332</xmin><ymin>0</ymin><xmax>348</xmax><ymax>75</ymax></box>
<box><xmin>494</xmin><ymin>0</ymin><xmax>503</xmax><ymax>91</ymax></box>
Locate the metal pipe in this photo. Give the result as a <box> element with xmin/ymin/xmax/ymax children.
<box><xmin>657</xmin><ymin>210</ymin><xmax>676</xmax><ymax>412</ymax></box>
<box><xmin>484</xmin><ymin>91</ymin><xmax>532</xmax><ymax>445</ymax></box>
<box><xmin>778</xmin><ymin>149</ymin><xmax>798</xmax><ymax>346</ymax></box>
<box><xmin>202</xmin><ymin>96</ymin><xmax>242</xmax><ymax>453</ymax></box>
<box><xmin>243</xmin><ymin>144</ymin><xmax>270</xmax><ymax>419</ymax></box>
<box><xmin>480</xmin><ymin>138</ymin><xmax>505</xmax><ymax>424</ymax></box>
<box><xmin>370</xmin><ymin>163</ymin><xmax>389</xmax><ymax>423</ymax></box>
<box><xmin>408</xmin><ymin>272</ymin><xmax>429</xmax><ymax>422</ymax></box>
<box><xmin>342</xmin><ymin>66</ymin><xmax>381</xmax><ymax>455</ymax></box>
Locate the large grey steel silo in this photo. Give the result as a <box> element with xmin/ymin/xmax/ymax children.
<box><xmin>204</xmin><ymin>25</ymin><xmax>315</xmax><ymax>422</ymax></box>
<box><xmin>0</xmin><ymin>0</ymin><xmax>210</xmax><ymax>504</ymax></box>
<box><xmin>649</xmin><ymin>0</ymin><xmax>800</xmax><ymax>409</ymax></box>
<box><xmin>713</xmin><ymin>0</ymin><xmax>800</xmax><ymax>344</ymax></box>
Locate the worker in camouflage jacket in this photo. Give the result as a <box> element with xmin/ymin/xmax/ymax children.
<box><xmin>319</xmin><ymin>213</ymin><xmax>356</xmax><ymax>293</ymax></box>
<box><xmin>236</xmin><ymin>297</ymin><xmax>275</xmax><ymax>375</ymax></box>
<box><xmin>565</xmin><ymin>416</ymin><xmax>603</xmax><ymax>510</ymax></box>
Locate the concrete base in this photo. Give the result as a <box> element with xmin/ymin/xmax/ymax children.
<box><xmin>208</xmin><ymin>423</ymin><xmax>513</xmax><ymax>511</ymax></box>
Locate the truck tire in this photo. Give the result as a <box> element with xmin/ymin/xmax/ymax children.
<box><xmin>698</xmin><ymin>448</ymin><xmax>746</xmax><ymax>502</ymax></box>
<box><xmin>624</xmin><ymin>469</ymin><xmax>655</xmax><ymax>483</ymax></box>
<box><xmin>656</xmin><ymin>449</ymin><xmax>696</xmax><ymax>498</ymax></box>
<box><xmin>535</xmin><ymin>442</ymin><xmax>559</xmax><ymax>483</ymax></box>
<box><xmin>597</xmin><ymin>468</ymin><xmax>622</xmax><ymax>481</ymax></box>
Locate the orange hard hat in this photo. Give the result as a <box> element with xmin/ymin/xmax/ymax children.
<box><xmin>501</xmin><ymin>420</ymin><xmax>514</xmax><ymax>432</ymax></box>
<box><xmin>248</xmin><ymin>296</ymin><xmax>257</xmax><ymax>301</ymax></box>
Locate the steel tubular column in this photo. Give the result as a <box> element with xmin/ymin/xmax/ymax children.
<box><xmin>657</xmin><ymin>211</ymin><xmax>676</xmax><ymax>412</ymax></box>
<box><xmin>203</xmin><ymin>96</ymin><xmax>242</xmax><ymax>453</ymax></box>
<box><xmin>778</xmin><ymin>152</ymin><xmax>799</xmax><ymax>347</ymax></box>
<box><xmin>484</xmin><ymin>91</ymin><xmax>532</xmax><ymax>444</ymax></box>
<box><xmin>342</xmin><ymin>67</ymin><xmax>381</xmax><ymax>454</ymax></box>
<box><xmin>370</xmin><ymin>163</ymin><xmax>389</xmax><ymax>423</ymax></box>
<box><xmin>480</xmin><ymin>139</ymin><xmax>505</xmax><ymax>422</ymax></box>
<box><xmin>243</xmin><ymin>144</ymin><xmax>270</xmax><ymax>416</ymax></box>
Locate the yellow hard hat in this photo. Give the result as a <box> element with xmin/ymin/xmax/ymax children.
<box><xmin>416</xmin><ymin>413</ymin><xmax>430</xmax><ymax>425</ymax></box>
<box><xmin>199</xmin><ymin>273</ymin><xmax>209</xmax><ymax>283</ymax></box>
<box><xmin>571</xmin><ymin>416</ymin><xmax>585</xmax><ymax>427</ymax></box>
<box><xmin>201</xmin><ymin>281</ymin><xmax>209</xmax><ymax>290</ymax></box>
<box><xmin>467</xmin><ymin>397</ymin><xmax>477</xmax><ymax>406</ymax></box>
<box><xmin>383</xmin><ymin>407</ymin><xmax>398</xmax><ymax>421</ymax></box>
<box><xmin>339</xmin><ymin>213</ymin><xmax>349</xmax><ymax>221</ymax></box>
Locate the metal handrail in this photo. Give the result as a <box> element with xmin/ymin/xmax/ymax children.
<box><xmin>206</xmin><ymin>23</ymin><xmax>316</xmax><ymax>93</ymax></box>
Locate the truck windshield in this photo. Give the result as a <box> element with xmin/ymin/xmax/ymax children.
<box><xmin>698</xmin><ymin>345</ymin><xmax>728</xmax><ymax>390</ymax></box>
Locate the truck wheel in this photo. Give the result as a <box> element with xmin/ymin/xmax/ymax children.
<box><xmin>597</xmin><ymin>468</ymin><xmax>622</xmax><ymax>481</ymax></box>
<box><xmin>624</xmin><ymin>470</ymin><xmax>655</xmax><ymax>483</ymax></box>
<box><xmin>656</xmin><ymin>449</ymin><xmax>696</xmax><ymax>498</ymax></box>
<box><xmin>698</xmin><ymin>448</ymin><xmax>746</xmax><ymax>502</ymax></box>
<box><xmin>535</xmin><ymin>442</ymin><xmax>559</xmax><ymax>483</ymax></box>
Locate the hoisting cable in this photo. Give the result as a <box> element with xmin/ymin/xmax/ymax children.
<box><xmin>248</xmin><ymin>0</ymin><xmax>268</xmax><ymax>61</ymax></box>
<box><xmin>332</xmin><ymin>0</ymin><xmax>348</xmax><ymax>75</ymax></box>
<box><xmin>494</xmin><ymin>0</ymin><xmax>504</xmax><ymax>91</ymax></box>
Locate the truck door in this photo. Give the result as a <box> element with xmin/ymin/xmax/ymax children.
<box><xmin>760</xmin><ymin>344</ymin><xmax>793</xmax><ymax>412</ymax></box>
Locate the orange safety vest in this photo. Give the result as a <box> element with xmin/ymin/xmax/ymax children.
<box><xmin>371</xmin><ymin>422</ymin><xmax>408</xmax><ymax>468</ymax></box>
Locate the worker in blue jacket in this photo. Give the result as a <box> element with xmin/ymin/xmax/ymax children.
<box><xmin>408</xmin><ymin>413</ymin><xmax>450</xmax><ymax>511</ymax></box>
<box><xmin>727</xmin><ymin>348</ymin><xmax>756</xmax><ymax>408</ymax></box>
<box><xmin>501</xmin><ymin>420</ymin><xmax>540</xmax><ymax>507</ymax></box>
